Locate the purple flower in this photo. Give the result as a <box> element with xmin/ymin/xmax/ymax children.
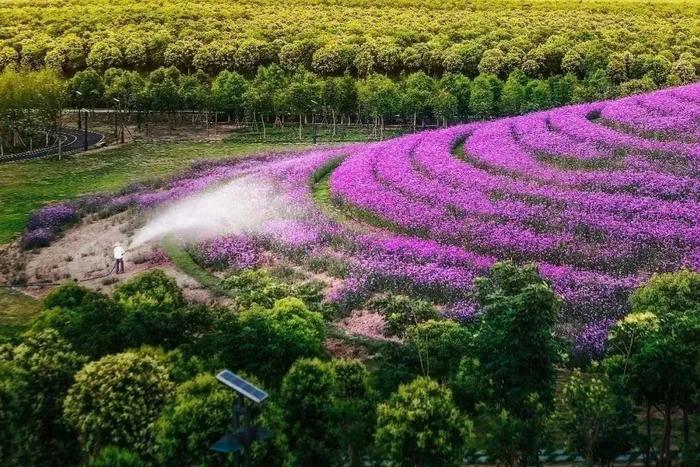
<box><xmin>21</xmin><ymin>228</ymin><xmax>56</xmax><ymax>249</ymax></box>
<box><xmin>26</xmin><ymin>203</ymin><xmax>78</xmax><ymax>232</ymax></box>
<box><xmin>572</xmin><ymin>319</ymin><xmax>616</xmax><ymax>360</ymax></box>
<box><xmin>193</xmin><ymin>235</ymin><xmax>263</xmax><ymax>271</ymax></box>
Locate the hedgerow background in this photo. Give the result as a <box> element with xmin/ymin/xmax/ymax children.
<box><xmin>1</xmin><ymin>0</ymin><xmax>698</xmax><ymax>81</ymax></box>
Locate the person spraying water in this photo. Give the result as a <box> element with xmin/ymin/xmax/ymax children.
<box><xmin>113</xmin><ymin>242</ymin><xmax>125</xmax><ymax>274</ymax></box>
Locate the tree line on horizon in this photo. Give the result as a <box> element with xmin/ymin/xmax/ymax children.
<box><xmin>1</xmin><ymin>57</ymin><xmax>697</xmax><ymax>153</ymax></box>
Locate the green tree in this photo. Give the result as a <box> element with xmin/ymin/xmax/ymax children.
<box><xmin>432</xmin><ymin>88</ymin><xmax>458</xmax><ymax>127</ymax></box>
<box><xmin>67</xmin><ymin>69</ymin><xmax>105</xmax><ymax>108</ymax></box>
<box><xmin>407</xmin><ymin>320</ymin><xmax>474</xmax><ymax>382</ymax></box>
<box><xmin>333</xmin><ymin>359</ymin><xmax>377</xmax><ymax>467</ymax></box>
<box><xmin>312</xmin><ymin>41</ymin><xmax>356</xmax><ymax>75</ymax></box>
<box><xmin>572</xmin><ymin>69</ymin><xmax>611</xmax><ymax>102</ymax></box>
<box><xmin>499</xmin><ymin>70</ymin><xmax>526</xmax><ymax>115</ymax></box>
<box><xmin>469</xmin><ymin>74</ymin><xmax>498</xmax><ymax>119</ymax></box>
<box><xmin>155</xmin><ymin>373</ymin><xmax>234</xmax><ymax>466</ymax></box>
<box><xmin>375</xmin><ymin>377</ymin><xmax>471</xmax><ymax>467</ymax></box>
<box><xmin>86</xmin><ymin>447</ymin><xmax>147</xmax><ymax>467</ymax></box>
<box><xmin>233</xmin><ymin>297</ymin><xmax>325</xmax><ymax>385</ymax></box>
<box><xmin>473</xmin><ymin>261</ymin><xmax>560</xmax><ymax>464</ymax></box>
<box><xmin>242</xmin><ymin>64</ymin><xmax>286</xmax><ymax>137</ymax></box>
<box><xmin>402</xmin><ymin>71</ymin><xmax>435</xmax><ymax>131</ymax></box>
<box><xmin>555</xmin><ymin>370</ymin><xmax>637</xmax><ymax>466</ymax></box>
<box><xmin>279</xmin><ymin>40</ymin><xmax>316</xmax><ymax>71</ymax></box>
<box><xmin>321</xmin><ymin>74</ymin><xmax>357</xmax><ymax>134</ymax></box>
<box><xmin>438</xmin><ymin>73</ymin><xmax>470</xmax><ymax>120</ymax></box>
<box><xmin>478</xmin><ymin>48</ymin><xmax>507</xmax><ymax>77</ymax></box>
<box><xmin>281</xmin><ymin>358</ymin><xmax>339</xmax><ymax>466</ymax></box>
<box><xmin>280</xmin><ymin>68</ymin><xmax>321</xmax><ymax>139</ymax></box>
<box><xmin>606</xmin><ymin>270</ymin><xmax>700</xmax><ymax>466</ymax></box>
<box><xmin>32</xmin><ymin>283</ymin><xmax>125</xmax><ymax>359</ymax></box>
<box><xmin>113</xmin><ymin>269</ymin><xmax>186</xmax><ymax>347</ymax></box>
<box><xmin>369</xmin><ymin>293</ymin><xmax>439</xmax><ymax>338</ymax></box>
<box><xmin>4</xmin><ymin>329</ymin><xmax>87</xmax><ymax>466</ymax></box>
<box><xmin>211</xmin><ymin>70</ymin><xmax>248</xmax><ymax>122</ymax></box>
<box><xmin>64</xmin><ymin>351</ymin><xmax>173</xmax><ymax>458</ymax></box>
<box><xmin>357</xmin><ymin>73</ymin><xmax>399</xmax><ymax>138</ymax></box>
<box><xmin>522</xmin><ymin>79</ymin><xmax>552</xmax><ymax>112</ymax></box>
<box><xmin>0</xmin><ymin>361</ymin><xmax>32</xmax><ymax>465</ymax></box>
<box><xmin>87</xmin><ymin>40</ymin><xmax>123</xmax><ymax>71</ymax></box>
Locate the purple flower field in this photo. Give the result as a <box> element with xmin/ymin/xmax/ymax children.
<box><xmin>30</xmin><ymin>83</ymin><xmax>700</xmax><ymax>338</ymax></box>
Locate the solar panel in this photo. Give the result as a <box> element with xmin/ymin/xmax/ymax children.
<box><xmin>216</xmin><ymin>370</ymin><xmax>269</xmax><ymax>403</ymax></box>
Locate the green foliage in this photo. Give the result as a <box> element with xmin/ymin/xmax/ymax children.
<box><xmin>33</xmin><ymin>283</ymin><xmax>125</xmax><ymax>359</ymax></box>
<box><xmin>113</xmin><ymin>269</ymin><xmax>188</xmax><ymax>347</ymax></box>
<box><xmin>0</xmin><ymin>361</ymin><xmax>32</xmax><ymax>464</ymax></box>
<box><xmin>221</xmin><ymin>268</ymin><xmax>290</xmax><ymax>308</ymax></box>
<box><xmin>406</xmin><ymin>319</ymin><xmax>474</xmax><ymax>382</ymax></box>
<box><xmin>221</xmin><ymin>268</ymin><xmax>326</xmax><ymax>314</ymax></box>
<box><xmin>225</xmin><ymin>297</ymin><xmax>325</xmax><ymax>385</ymax></box>
<box><xmin>332</xmin><ymin>359</ymin><xmax>377</xmax><ymax>467</ymax></box>
<box><xmin>472</xmin><ymin>261</ymin><xmax>560</xmax><ymax>463</ymax></box>
<box><xmin>155</xmin><ymin>373</ymin><xmax>234</xmax><ymax>466</ymax></box>
<box><xmin>281</xmin><ymin>358</ymin><xmax>339</xmax><ymax>466</ymax></box>
<box><xmin>604</xmin><ymin>270</ymin><xmax>700</xmax><ymax>466</ymax></box>
<box><xmin>86</xmin><ymin>447</ymin><xmax>147</xmax><ymax>467</ymax></box>
<box><xmin>369</xmin><ymin>293</ymin><xmax>439</xmax><ymax>338</ymax></box>
<box><xmin>375</xmin><ymin>376</ymin><xmax>471</xmax><ymax>467</ymax></box>
<box><xmin>555</xmin><ymin>370</ymin><xmax>637</xmax><ymax>465</ymax></box>
<box><xmin>63</xmin><ymin>351</ymin><xmax>173</xmax><ymax>458</ymax></box>
<box><xmin>629</xmin><ymin>269</ymin><xmax>700</xmax><ymax>324</ymax></box>
<box><xmin>114</xmin><ymin>269</ymin><xmax>185</xmax><ymax>314</ymax></box>
<box><xmin>474</xmin><ymin>261</ymin><xmax>560</xmax><ymax>414</ymax></box>
<box><xmin>2</xmin><ymin>329</ymin><xmax>87</xmax><ymax>466</ymax></box>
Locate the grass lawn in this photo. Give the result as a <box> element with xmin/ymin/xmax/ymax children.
<box><xmin>0</xmin><ymin>140</ymin><xmax>306</xmax><ymax>244</ymax></box>
<box><xmin>0</xmin><ymin>288</ymin><xmax>40</xmax><ymax>339</ymax></box>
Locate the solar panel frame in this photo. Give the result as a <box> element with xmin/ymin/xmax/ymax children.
<box><xmin>216</xmin><ymin>370</ymin><xmax>269</xmax><ymax>403</ymax></box>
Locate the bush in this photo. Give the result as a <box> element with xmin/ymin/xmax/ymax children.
<box><xmin>33</xmin><ymin>284</ymin><xmax>126</xmax><ymax>359</ymax></box>
<box><xmin>114</xmin><ymin>270</ymin><xmax>188</xmax><ymax>347</ymax></box>
<box><xmin>375</xmin><ymin>377</ymin><xmax>471</xmax><ymax>467</ymax></box>
<box><xmin>221</xmin><ymin>268</ymin><xmax>290</xmax><ymax>308</ymax></box>
<box><xmin>8</xmin><ymin>329</ymin><xmax>87</xmax><ymax>466</ymax></box>
<box><xmin>63</xmin><ymin>351</ymin><xmax>173</xmax><ymax>458</ymax></box>
<box><xmin>21</xmin><ymin>227</ymin><xmax>56</xmax><ymax>249</ymax></box>
<box><xmin>230</xmin><ymin>297</ymin><xmax>325</xmax><ymax>385</ymax></box>
<box><xmin>113</xmin><ymin>269</ymin><xmax>185</xmax><ymax>315</ymax></box>
<box><xmin>369</xmin><ymin>293</ymin><xmax>439</xmax><ymax>337</ymax></box>
<box><xmin>86</xmin><ymin>447</ymin><xmax>147</xmax><ymax>467</ymax></box>
<box><xmin>155</xmin><ymin>374</ymin><xmax>234</xmax><ymax>467</ymax></box>
<box><xmin>406</xmin><ymin>320</ymin><xmax>475</xmax><ymax>382</ymax></box>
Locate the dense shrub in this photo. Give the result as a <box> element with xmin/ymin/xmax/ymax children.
<box><xmin>369</xmin><ymin>293</ymin><xmax>440</xmax><ymax>337</ymax></box>
<box><xmin>63</xmin><ymin>351</ymin><xmax>173</xmax><ymax>458</ymax></box>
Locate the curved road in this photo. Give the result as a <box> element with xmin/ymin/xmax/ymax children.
<box><xmin>0</xmin><ymin>128</ymin><xmax>104</xmax><ymax>163</ymax></box>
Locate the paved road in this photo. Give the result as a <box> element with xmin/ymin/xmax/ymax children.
<box><xmin>0</xmin><ymin>128</ymin><xmax>104</xmax><ymax>163</ymax></box>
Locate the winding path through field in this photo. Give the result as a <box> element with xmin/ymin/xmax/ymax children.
<box><xmin>0</xmin><ymin>128</ymin><xmax>104</xmax><ymax>163</ymax></box>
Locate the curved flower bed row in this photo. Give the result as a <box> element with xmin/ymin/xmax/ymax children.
<box><xmin>25</xmin><ymin>82</ymin><xmax>700</xmax><ymax>342</ymax></box>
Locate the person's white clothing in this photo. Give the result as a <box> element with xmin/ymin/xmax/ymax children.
<box><xmin>113</xmin><ymin>246</ymin><xmax>125</xmax><ymax>259</ymax></box>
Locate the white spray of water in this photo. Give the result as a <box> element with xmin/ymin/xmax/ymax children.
<box><xmin>129</xmin><ymin>176</ymin><xmax>300</xmax><ymax>249</ymax></box>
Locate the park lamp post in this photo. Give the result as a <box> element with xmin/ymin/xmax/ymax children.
<box><xmin>81</xmin><ymin>108</ymin><xmax>89</xmax><ymax>151</ymax></box>
<box><xmin>74</xmin><ymin>90</ymin><xmax>83</xmax><ymax>129</ymax></box>
<box><xmin>209</xmin><ymin>370</ymin><xmax>273</xmax><ymax>467</ymax></box>
<box><xmin>112</xmin><ymin>98</ymin><xmax>120</xmax><ymax>141</ymax></box>
<box><xmin>310</xmin><ymin>99</ymin><xmax>319</xmax><ymax>144</ymax></box>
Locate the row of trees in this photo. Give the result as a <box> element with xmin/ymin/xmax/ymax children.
<box><xmin>1</xmin><ymin>263</ymin><xmax>698</xmax><ymax>466</ymax></box>
<box><xmin>2</xmin><ymin>0</ymin><xmax>700</xmax><ymax>81</ymax></box>
<box><xmin>2</xmin><ymin>56</ymin><xmax>697</xmax><ymax>150</ymax></box>
<box><xmin>0</xmin><ymin>69</ymin><xmax>63</xmax><ymax>156</ymax></box>
<box><xmin>69</xmin><ymin>63</ymin><xmax>698</xmax><ymax>133</ymax></box>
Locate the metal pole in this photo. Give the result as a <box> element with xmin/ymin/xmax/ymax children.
<box><xmin>78</xmin><ymin>108</ymin><xmax>82</xmax><ymax>130</ymax></box>
<box><xmin>84</xmin><ymin>112</ymin><xmax>88</xmax><ymax>151</ymax></box>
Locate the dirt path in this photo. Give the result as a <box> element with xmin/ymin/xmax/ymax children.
<box><xmin>23</xmin><ymin>211</ymin><xmax>223</xmax><ymax>304</ymax></box>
